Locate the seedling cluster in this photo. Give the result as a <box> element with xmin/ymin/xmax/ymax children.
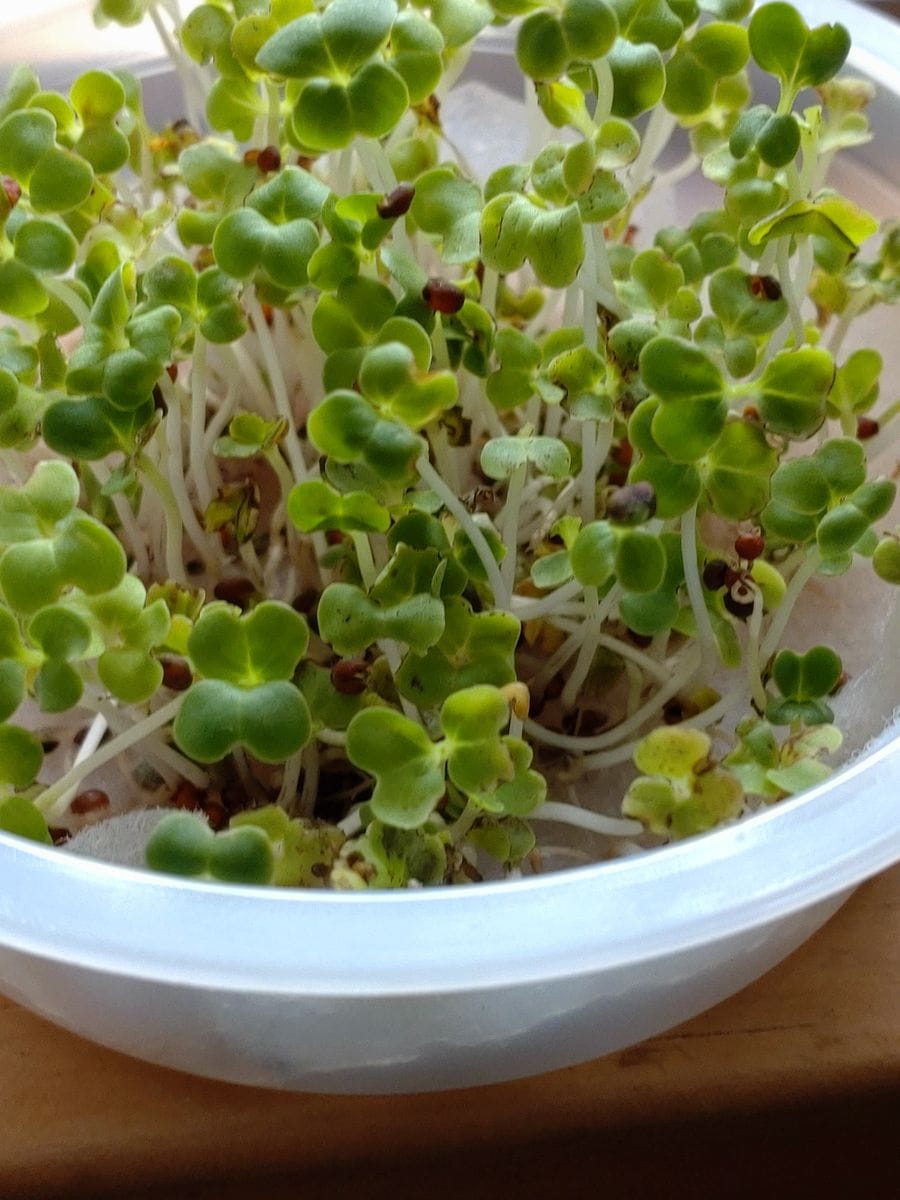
<box><xmin>0</xmin><ymin>0</ymin><xmax>896</xmax><ymax>886</ymax></box>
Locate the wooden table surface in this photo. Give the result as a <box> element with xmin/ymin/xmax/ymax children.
<box><xmin>0</xmin><ymin>864</ymin><xmax>897</xmax><ymax>1199</ymax></box>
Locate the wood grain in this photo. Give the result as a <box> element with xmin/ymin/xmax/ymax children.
<box><xmin>0</xmin><ymin>865</ymin><xmax>897</xmax><ymax>1198</ymax></box>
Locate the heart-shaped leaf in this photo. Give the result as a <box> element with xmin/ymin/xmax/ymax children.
<box><xmin>345</xmin><ymin>705</ymin><xmax>445</xmax><ymax>828</ymax></box>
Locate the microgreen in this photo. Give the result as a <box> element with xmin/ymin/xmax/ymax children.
<box><xmin>146</xmin><ymin>810</ymin><xmax>276</xmax><ymax>883</ymax></box>
<box><xmin>0</xmin><ymin>0</ymin><xmax>894</xmax><ymax>887</ymax></box>
<box><xmin>173</xmin><ymin>601</ymin><xmax>311</xmax><ymax>763</ymax></box>
<box><xmin>725</xmin><ymin>719</ymin><xmax>843</xmax><ymax>799</ymax></box>
<box><xmin>765</xmin><ymin>646</ymin><xmax>843</xmax><ymax>726</ymax></box>
<box><xmin>623</xmin><ymin>727</ymin><xmax>744</xmax><ymax>838</ymax></box>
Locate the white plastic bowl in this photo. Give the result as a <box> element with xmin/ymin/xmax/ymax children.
<box><xmin>0</xmin><ymin>0</ymin><xmax>898</xmax><ymax>1093</ymax></box>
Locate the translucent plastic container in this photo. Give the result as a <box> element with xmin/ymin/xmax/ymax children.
<box><xmin>0</xmin><ymin>0</ymin><xmax>897</xmax><ymax>1093</ymax></box>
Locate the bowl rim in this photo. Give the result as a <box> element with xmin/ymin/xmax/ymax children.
<box><xmin>0</xmin><ymin>732</ymin><xmax>897</xmax><ymax>994</ymax></box>
<box><xmin>0</xmin><ymin>0</ymin><xmax>898</xmax><ymax>998</ymax></box>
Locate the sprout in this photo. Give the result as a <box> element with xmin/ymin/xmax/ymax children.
<box><xmin>0</xmin><ymin>0</ymin><xmax>893</xmax><ymax>887</ymax></box>
<box><xmin>173</xmin><ymin>602</ymin><xmax>311</xmax><ymax>764</ymax></box>
<box><xmin>765</xmin><ymin>646</ymin><xmax>844</xmax><ymax>726</ymax></box>
<box><xmin>146</xmin><ymin>811</ymin><xmax>275</xmax><ymax>884</ymax></box>
<box><xmin>623</xmin><ymin>726</ymin><xmax>744</xmax><ymax>839</ymax></box>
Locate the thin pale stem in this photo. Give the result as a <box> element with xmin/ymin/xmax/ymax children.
<box><xmin>266</xmin><ymin>81</ymin><xmax>281</xmax><ymax>147</ymax></box>
<box><xmin>581</xmin><ymin>682</ymin><xmax>747</xmax><ymax>772</ymax></box>
<box><xmin>526</xmin><ymin>626</ymin><xmax>587</xmax><ymax>695</ymax></box>
<box><xmin>136</xmin><ymin>451</ymin><xmax>185</xmax><ymax>583</ymax></box>
<box><xmin>351</xmin><ymin>532</ymin><xmax>377</xmax><ymax>591</ymax></box>
<box><xmin>37</xmin><ymin>695</ymin><xmax>184</xmax><ymax>819</ymax></box>
<box><xmin>746</xmin><ymin>588</ymin><xmax>769</xmax><ymax>714</ymax></box>
<box><xmin>83</xmin><ymin>692</ymin><xmax>209</xmax><ymax>789</ymax></box>
<box><xmin>681</xmin><ymin>503</ymin><xmax>718</xmax><ymax>677</ymax></box>
<box><xmin>512</xmin><ymin>578</ymin><xmax>584</xmax><ymax>621</ymax></box>
<box><xmin>40</xmin><ymin>276</ymin><xmax>92</xmax><ymax>327</ymax></box>
<box><xmin>827</xmin><ymin>288</ymin><xmax>871</xmax><ymax>356</ymax></box>
<box><xmin>189</xmin><ymin>333</ymin><xmax>214</xmax><ymax>512</ymax></box>
<box><xmin>525</xmin><ymin>645</ymin><xmax>702</xmax><ymax>754</ymax></box>
<box><xmin>481</xmin><ymin>267</ymin><xmax>499</xmax><ymax>315</ymax></box>
<box><xmin>580</xmin><ymin>420</ymin><xmax>599</xmax><ymax>523</ymax></box>
<box><xmin>277</xmin><ymin>747</ymin><xmax>304</xmax><ymax>811</ymax></box>
<box><xmin>761</xmin><ymin>550</ymin><xmax>821</xmax><ymax>660</ymax></box>
<box><xmin>431</xmin><ymin>315</ymin><xmax>451</xmax><ymax>370</ymax></box>
<box><xmin>417</xmin><ymin>455</ymin><xmax>507</xmax><ymax>608</ymax></box>
<box><xmin>148</xmin><ymin>4</ymin><xmax>205</xmax><ymax>129</ymax></box>
<box><xmin>203</xmin><ymin>377</ymin><xmax>239</xmax><ymax>456</ymax></box>
<box><xmin>158</xmin><ymin>376</ymin><xmax>216</xmax><ymax>564</ymax></box>
<box><xmin>777</xmin><ymin>237</ymin><xmax>806</xmax><ymax>346</ymax></box>
<box><xmin>500</xmin><ymin>463</ymin><xmax>527</xmax><ymax>595</ymax></box>
<box><xmin>530</xmin><ymin>800</ymin><xmax>643</xmax><ymax>839</ymax></box>
<box><xmin>245</xmin><ymin>290</ymin><xmax>308</xmax><ymax>482</ymax></box>
<box><xmin>294</xmin><ymin>744</ymin><xmax>319</xmax><ymax>818</ymax></box>
<box><xmin>90</xmin><ymin>460</ymin><xmax>151</xmax><ymax>580</ymax></box>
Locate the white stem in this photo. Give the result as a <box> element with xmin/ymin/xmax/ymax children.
<box><xmin>91</xmin><ymin>460</ymin><xmax>151</xmax><ymax>581</ymax></box>
<box><xmin>562</xmin><ymin>283</ymin><xmax>580</xmax><ymax>327</ymax></box>
<box><xmin>351</xmin><ymin>532</ymin><xmax>377</xmax><ymax>590</ymax></box>
<box><xmin>628</xmin><ymin>105</ymin><xmax>677</xmax><ymax>198</ymax></box>
<box><xmin>543</xmin><ymin>403</ymin><xmax>563</xmax><ymax>440</ymax></box>
<box><xmin>84</xmin><ymin>693</ymin><xmax>208</xmax><ymax>789</ymax></box>
<box><xmin>431</xmin><ymin>315</ymin><xmax>451</xmax><ymax>370</ymax></box>
<box><xmin>296</xmin><ymin>744</ymin><xmax>319</xmax><ymax>819</ymax></box>
<box><xmin>524</xmin><ymin>76</ymin><xmax>551</xmax><ymax>160</ymax></box>
<box><xmin>595</xmin><ymin>633</ymin><xmax>670</xmax><ymax>682</ymax></box>
<box><xmin>526</xmin><ymin>475</ymin><xmax>579</xmax><ymax>544</ymax></box>
<box><xmin>220</xmin><ymin>342</ymin><xmax>273</xmax><ymax>415</ymax></box>
<box><xmin>524</xmin><ymin>645</ymin><xmax>702</xmax><ymax>753</ymax></box>
<box><xmin>580</xmin><ymin>420</ymin><xmax>599</xmax><ymax>523</ymax></box>
<box><xmin>137</xmin><ymin>452</ymin><xmax>184</xmax><ymax>583</ymax></box>
<box><xmin>760</xmin><ymin>550</ymin><xmax>821</xmax><ymax>660</ymax></box>
<box><xmin>337</xmin><ymin>804</ymin><xmax>364</xmax><ymax>837</ymax></box>
<box><xmin>263</xmin><ymin>444</ymin><xmax>294</xmax><ymax>539</ymax></box>
<box><xmin>37</xmin><ymin>695</ymin><xmax>184</xmax><ymax>819</ymax></box>
<box><xmin>377</xmin><ymin>636</ymin><xmax>423</xmax><ymax>725</ymax></box>
<box><xmin>158</xmin><ymin>376</ymin><xmax>215</xmax><ymax>564</ymax></box>
<box><xmin>531</xmin><ymin>800</ymin><xmax>643</xmax><ymax>838</ymax></box>
<box><xmin>588</xmin><ymin>226</ymin><xmax>628</xmax><ymax>320</ymax></box>
<box><xmin>777</xmin><ymin>238</ymin><xmax>806</xmax><ymax>345</ymax></box>
<box><xmin>512</xmin><ymin>577</ymin><xmax>584</xmax><ymax>621</ymax></box>
<box><xmin>654</xmin><ymin>152</ymin><xmax>701</xmax><ymax>193</ymax></box>
<box><xmin>417</xmin><ymin>455</ymin><xmax>507</xmax><ymax>608</ymax></box>
<box><xmin>189</xmin><ymin>333</ymin><xmax>213</xmax><ymax>512</ymax></box>
<box><xmin>746</xmin><ymin>588</ymin><xmax>769</xmax><ymax>714</ymax></box>
<box><xmin>581</xmin><ymin>229</ymin><xmax>599</xmax><ymax>352</ymax></box>
<box><xmin>426</xmin><ymin>421</ymin><xmax>461</xmax><ymax>498</ymax></box>
<box><xmin>40</xmin><ymin>276</ymin><xmax>92</xmax><ymax>327</ymax></box>
<box><xmin>681</xmin><ymin>503</ymin><xmax>718</xmax><ymax>676</ymax></box>
<box><xmin>560</xmin><ymin>586</ymin><xmax>602</xmax><ymax>710</ymax></box>
<box><xmin>461</xmin><ymin>373</ymin><xmax>506</xmax><ymax>440</ymax></box>
<box><xmin>238</xmin><ymin>539</ymin><xmax>266</xmax><ymax>589</ymax></box>
<box><xmin>277</xmin><ymin>747</ymin><xmax>304</xmax><ymax>810</ymax></box>
<box><xmin>148</xmin><ymin>4</ymin><xmax>205</xmax><ymax>130</ymax></box>
<box><xmin>500</xmin><ymin>463</ymin><xmax>527</xmax><ymax>595</ymax></box>
<box><xmin>73</xmin><ymin>714</ymin><xmax>108</xmax><ymax>766</ymax></box>
<box><xmin>581</xmin><ymin>682</ymin><xmax>747</xmax><ymax>772</ymax></box>
<box><xmin>827</xmin><ymin>288</ymin><xmax>870</xmax><ymax>356</ymax></box>
<box><xmin>481</xmin><ymin>267</ymin><xmax>499</xmax><ymax>315</ymax></box>
<box><xmin>526</xmin><ymin>626</ymin><xmax>587</xmax><ymax>694</ymax></box>
<box><xmin>245</xmin><ymin>290</ymin><xmax>308</xmax><ymax>481</ymax></box>
<box><xmin>203</xmin><ymin>377</ymin><xmax>240</xmax><ymax>456</ymax></box>
<box><xmin>316</xmin><ymin>728</ymin><xmax>348</xmax><ymax>747</ymax></box>
<box><xmin>592</xmin><ymin>58</ymin><xmax>614</xmax><ymax>126</ymax></box>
